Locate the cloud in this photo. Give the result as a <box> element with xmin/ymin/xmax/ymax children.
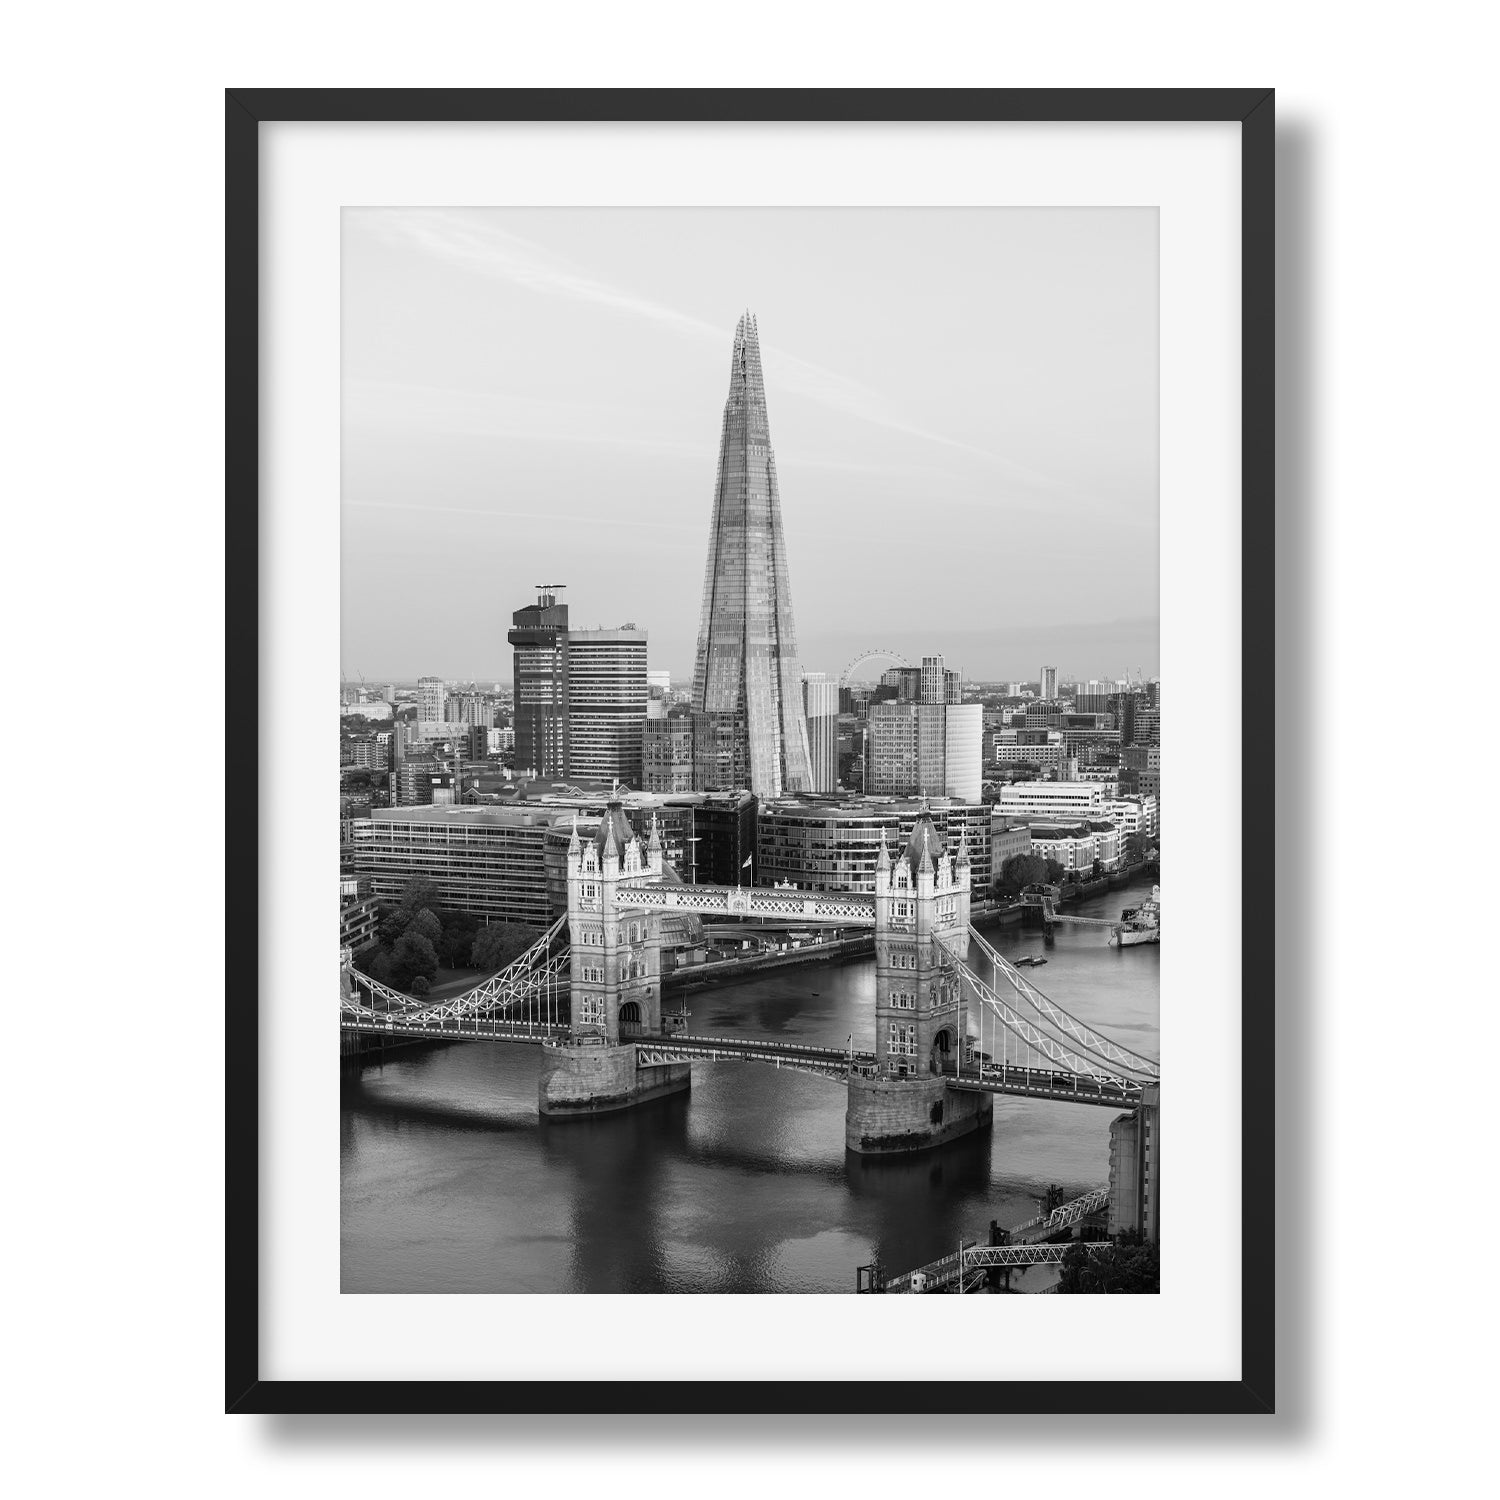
<box><xmin>354</xmin><ymin>209</ymin><xmax>1064</xmax><ymax>492</ymax></box>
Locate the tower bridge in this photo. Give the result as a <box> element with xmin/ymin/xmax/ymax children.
<box><xmin>341</xmin><ymin>797</ymin><xmax>1158</xmax><ymax>1227</ymax></box>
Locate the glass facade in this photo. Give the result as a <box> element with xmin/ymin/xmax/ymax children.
<box><xmin>801</xmin><ymin>672</ymin><xmax>839</xmax><ymax>793</ymax></box>
<box><xmin>756</xmin><ymin>797</ymin><xmax>993</xmax><ymax>898</ymax></box>
<box><xmin>507</xmin><ymin>591</ymin><xmax>569</xmax><ymax>779</ymax></box>
<box><xmin>691</xmin><ymin>314</ymin><xmax>814</xmax><ymax>797</ymax></box>
<box><xmin>565</xmin><ymin>627</ymin><xmax>647</xmax><ymax>786</ymax></box>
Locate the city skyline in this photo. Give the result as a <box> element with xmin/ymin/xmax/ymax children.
<box><xmin>342</xmin><ymin>207</ymin><xmax>1159</xmax><ymax>682</ymax></box>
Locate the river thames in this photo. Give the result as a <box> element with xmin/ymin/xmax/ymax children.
<box><xmin>340</xmin><ymin>884</ymin><xmax>1159</xmax><ymax>1293</ymax></box>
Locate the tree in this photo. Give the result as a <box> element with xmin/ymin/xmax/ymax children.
<box><xmin>436</xmin><ymin>909</ymin><xmax>481</xmax><ymax>968</ymax></box>
<box><xmin>1056</xmin><ymin>1232</ymin><xmax>1159</xmax><ymax>1294</ymax></box>
<box><xmin>1091</xmin><ymin>857</ymin><xmax>1104</xmax><ymax>879</ymax></box>
<box><xmin>398</xmin><ymin>876</ymin><xmax>442</xmax><ymax>915</ymax></box>
<box><xmin>1125</xmin><ymin>832</ymin><xmax>1146</xmax><ymax>863</ymax></box>
<box><xmin>993</xmin><ymin>852</ymin><xmax>1055</xmax><ymax>898</ymax></box>
<box><xmin>410</xmin><ymin>974</ymin><xmax>430</xmax><ymax>997</ymax></box>
<box><xmin>406</xmin><ymin>908</ymin><xmax>442</xmax><ymax>945</ymax></box>
<box><xmin>388</xmin><ymin>931</ymin><xmax>438</xmax><ymax>990</ymax></box>
<box><xmin>471</xmin><ymin>922</ymin><xmax>538</xmax><ymax>972</ymax></box>
<box><xmin>1044</xmin><ymin>859</ymin><xmax>1065</xmax><ymax>884</ymax></box>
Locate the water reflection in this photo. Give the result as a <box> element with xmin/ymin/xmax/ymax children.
<box><xmin>341</xmin><ymin>885</ymin><xmax>1159</xmax><ymax>1293</ymax></box>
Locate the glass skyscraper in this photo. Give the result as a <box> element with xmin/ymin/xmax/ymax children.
<box><xmin>691</xmin><ymin>313</ymin><xmax>814</xmax><ymax>797</ymax></box>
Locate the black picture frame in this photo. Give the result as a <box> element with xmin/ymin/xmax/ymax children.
<box><xmin>226</xmin><ymin>87</ymin><xmax>1274</xmax><ymax>1416</ymax></box>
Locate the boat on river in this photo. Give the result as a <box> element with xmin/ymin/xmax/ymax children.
<box><xmin>1112</xmin><ymin>887</ymin><xmax>1161</xmax><ymax>947</ymax></box>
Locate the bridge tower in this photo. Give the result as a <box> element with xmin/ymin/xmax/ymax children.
<box><xmin>538</xmin><ymin>802</ymin><xmax>690</xmax><ymax>1116</ymax></box>
<box><xmin>845</xmin><ymin>807</ymin><xmax>994</xmax><ymax>1153</ymax></box>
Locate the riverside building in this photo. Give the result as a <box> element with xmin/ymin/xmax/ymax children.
<box><xmin>755</xmin><ymin>796</ymin><xmax>993</xmax><ymax>900</ymax></box>
<box><xmin>347</xmin><ymin>805</ymin><xmax>563</xmax><ymax>927</ymax></box>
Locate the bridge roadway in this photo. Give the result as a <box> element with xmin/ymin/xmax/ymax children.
<box><xmin>339</xmin><ymin>1016</ymin><xmax>1142</xmax><ymax>1105</ymax></box>
<box><xmin>614</xmin><ymin>878</ymin><xmax>876</xmax><ymax>925</ymax></box>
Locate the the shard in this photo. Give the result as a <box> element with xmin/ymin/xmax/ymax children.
<box><xmin>691</xmin><ymin>313</ymin><xmax>814</xmax><ymax>797</ymax></box>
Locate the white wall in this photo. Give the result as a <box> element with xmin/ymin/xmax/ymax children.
<box><xmin>8</xmin><ymin>3</ymin><xmax>1495</xmax><ymax>1495</ymax></box>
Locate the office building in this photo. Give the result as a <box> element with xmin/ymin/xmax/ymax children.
<box><xmin>1039</xmin><ymin>665</ymin><xmax>1058</xmax><ymax>700</ymax></box>
<box><xmin>690</xmin><ymin>313</ymin><xmax>814</xmax><ymax>797</ymax></box>
<box><xmin>865</xmin><ymin>655</ymin><xmax>982</xmax><ymax>801</ymax></box>
<box><xmin>643</xmin><ymin>707</ymin><xmax>695</xmax><ymax>794</ymax></box>
<box><xmin>994</xmin><ymin>781</ymin><xmax>1109</xmax><ymax>821</ymax></box>
<box><xmin>802</xmin><ymin>672</ymin><xmax>840</xmax><ymax>793</ymax></box>
<box><xmin>417</xmin><ymin>675</ymin><xmax>447</xmax><ymax>723</ymax></box>
<box><xmin>508</xmin><ymin>586</ymin><xmax>570</xmax><ymax>779</ymax></box>
<box><xmin>756</xmin><ymin>795</ymin><xmax>992</xmax><ymax>899</ymax></box>
<box><xmin>348</xmin><ymin>805</ymin><xmax>560</xmax><ymax>927</ymax></box>
<box><xmin>566</xmin><ymin>625</ymin><xmax>648</xmax><ymax>786</ymax></box>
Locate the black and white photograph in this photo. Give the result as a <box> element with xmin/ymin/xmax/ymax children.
<box><xmin>337</xmin><ymin>206</ymin><xmax>1163</xmax><ymax>1296</ymax></box>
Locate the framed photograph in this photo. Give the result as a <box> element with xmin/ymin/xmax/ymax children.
<box><xmin>228</xmin><ymin>88</ymin><xmax>1273</xmax><ymax>1413</ymax></box>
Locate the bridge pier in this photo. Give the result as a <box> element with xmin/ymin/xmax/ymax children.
<box><xmin>538</xmin><ymin>1039</ymin><xmax>691</xmax><ymax>1118</ymax></box>
<box><xmin>844</xmin><ymin>1073</ymin><xmax>993</xmax><ymax>1155</ymax></box>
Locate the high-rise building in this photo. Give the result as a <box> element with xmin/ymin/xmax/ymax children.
<box><xmin>566</xmin><ymin>626</ymin><xmax>647</xmax><ymax>786</ymax></box>
<box><xmin>417</xmin><ymin>675</ymin><xmax>447</xmax><ymax>722</ymax></box>
<box><xmin>801</xmin><ymin>672</ymin><xmax>839</xmax><ymax>793</ymax></box>
<box><xmin>508</xmin><ymin>587</ymin><xmax>569</xmax><ymax>779</ymax></box>
<box><xmin>865</xmin><ymin>654</ymin><xmax>982</xmax><ymax>801</ymax></box>
<box><xmin>1039</xmin><ymin>665</ymin><xmax>1058</xmax><ymax>701</ymax></box>
<box><xmin>690</xmin><ymin>313</ymin><xmax>814</xmax><ymax>797</ymax></box>
<box><xmin>642</xmin><ymin>708</ymin><xmax>695</xmax><ymax>793</ymax></box>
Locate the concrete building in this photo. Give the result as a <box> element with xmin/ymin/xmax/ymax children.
<box><xmin>338</xmin><ymin>877</ymin><xmax>381</xmax><ymax>952</ymax></box>
<box><xmin>416</xmin><ymin>675</ymin><xmax>447</xmax><ymax>723</ymax></box>
<box><xmin>1121</xmin><ymin>743</ymin><xmax>1162</xmax><ymax>804</ymax></box>
<box><xmin>865</xmin><ymin>655</ymin><xmax>982</xmax><ymax>801</ymax></box>
<box><xmin>690</xmin><ymin>314</ymin><xmax>814</xmax><ymax>797</ymax></box>
<box><xmin>1027</xmin><ymin>820</ymin><xmax>1121</xmax><ymax>873</ymax></box>
<box><xmin>1039</xmin><ymin>665</ymin><xmax>1058</xmax><ymax>700</ymax></box>
<box><xmin>565</xmin><ymin>625</ymin><xmax>647</xmax><ymax>787</ymax></box>
<box><xmin>756</xmin><ymin>796</ymin><xmax>992</xmax><ymax>899</ymax></box>
<box><xmin>994</xmin><ymin>781</ymin><xmax>1109</xmax><ymax>822</ymax></box>
<box><xmin>507</xmin><ymin>586</ymin><xmax>570</xmax><ymax>779</ymax></box>
<box><xmin>1104</xmin><ymin>794</ymin><xmax>1159</xmax><ymax>844</ymax></box>
<box><xmin>347</xmin><ymin>804</ymin><xmax>563</xmax><ymax>926</ymax></box>
<box><xmin>1108</xmin><ymin>1089</ymin><xmax>1160</xmax><ymax>1241</ymax></box>
<box><xmin>343</xmin><ymin>732</ymin><xmax>391</xmax><ymax>772</ymax></box>
<box><xmin>990</xmin><ymin>818</ymin><xmax>1033</xmax><ymax>873</ymax></box>
<box><xmin>339</xmin><ymin>699</ymin><xmax>393</xmax><ymax>720</ymax></box>
<box><xmin>691</xmin><ymin>790</ymin><xmax>758</xmax><ymax>886</ymax></box>
<box><xmin>642</xmin><ymin>708</ymin><xmax>695</xmax><ymax>794</ymax></box>
<box><xmin>802</xmin><ymin>671</ymin><xmax>840</xmax><ymax>793</ymax></box>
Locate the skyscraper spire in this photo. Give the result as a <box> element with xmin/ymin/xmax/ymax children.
<box><xmin>690</xmin><ymin>313</ymin><xmax>814</xmax><ymax>798</ymax></box>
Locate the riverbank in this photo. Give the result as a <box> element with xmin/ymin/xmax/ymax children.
<box><xmin>665</xmin><ymin>933</ymin><xmax>874</xmax><ymax>992</ymax></box>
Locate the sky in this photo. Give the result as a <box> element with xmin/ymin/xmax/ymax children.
<box><xmin>341</xmin><ymin>207</ymin><xmax>1158</xmax><ymax>685</ymax></box>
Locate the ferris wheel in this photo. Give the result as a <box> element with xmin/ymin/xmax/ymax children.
<box><xmin>839</xmin><ymin>649</ymin><xmax>911</xmax><ymax>689</ymax></box>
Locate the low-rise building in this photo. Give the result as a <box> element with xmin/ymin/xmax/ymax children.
<box><xmin>1027</xmin><ymin>820</ymin><xmax>1121</xmax><ymax>873</ymax></box>
<box><xmin>994</xmin><ymin>782</ymin><xmax>1109</xmax><ymax>822</ymax></box>
<box><xmin>756</xmin><ymin>795</ymin><xmax>992</xmax><ymax>898</ymax></box>
<box><xmin>347</xmin><ymin>805</ymin><xmax>563</xmax><ymax>927</ymax></box>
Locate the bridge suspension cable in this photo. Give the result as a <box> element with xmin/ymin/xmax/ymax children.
<box><xmin>965</xmin><ymin>925</ymin><xmax>1161</xmax><ymax>1080</ymax></box>
<box><xmin>949</xmin><ymin>954</ymin><xmax>1140</xmax><ymax>1088</ymax></box>
<box><xmin>343</xmin><ymin>915</ymin><xmax>569</xmax><ymax>1029</ymax></box>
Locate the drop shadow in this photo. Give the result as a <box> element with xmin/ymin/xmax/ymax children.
<box><xmin>271</xmin><ymin>118</ymin><xmax>1317</xmax><ymax>1449</ymax></box>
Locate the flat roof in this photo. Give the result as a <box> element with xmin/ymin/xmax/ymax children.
<box><xmin>368</xmin><ymin>806</ymin><xmax>564</xmax><ymax>828</ymax></box>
